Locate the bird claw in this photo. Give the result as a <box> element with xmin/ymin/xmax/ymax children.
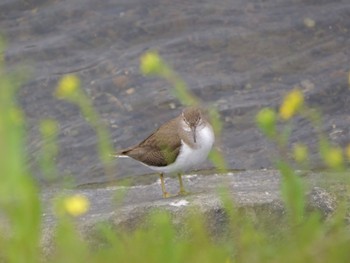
<box><xmin>177</xmin><ymin>190</ymin><xmax>190</xmax><ymax>196</ymax></box>
<box><xmin>162</xmin><ymin>191</ymin><xmax>190</xmax><ymax>198</ymax></box>
<box><xmin>162</xmin><ymin>192</ymin><xmax>172</xmax><ymax>198</ymax></box>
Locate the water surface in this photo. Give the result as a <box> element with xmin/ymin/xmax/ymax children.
<box><xmin>1</xmin><ymin>0</ymin><xmax>349</xmax><ymax>186</ymax></box>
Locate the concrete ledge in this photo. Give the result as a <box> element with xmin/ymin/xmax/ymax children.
<box><xmin>42</xmin><ymin>170</ymin><xmax>337</xmax><ymax>231</ymax></box>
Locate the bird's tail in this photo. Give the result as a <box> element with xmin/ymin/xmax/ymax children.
<box><xmin>110</xmin><ymin>151</ymin><xmax>126</xmax><ymax>158</ymax></box>
<box><xmin>110</xmin><ymin>148</ymin><xmax>131</xmax><ymax>158</ymax></box>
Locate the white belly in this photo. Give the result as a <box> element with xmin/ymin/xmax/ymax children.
<box><xmin>149</xmin><ymin>125</ymin><xmax>215</xmax><ymax>173</ymax></box>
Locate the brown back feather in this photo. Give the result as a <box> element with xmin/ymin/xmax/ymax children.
<box><xmin>120</xmin><ymin>117</ymin><xmax>182</xmax><ymax>166</ymax></box>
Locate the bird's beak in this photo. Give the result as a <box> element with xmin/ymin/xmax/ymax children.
<box><xmin>192</xmin><ymin>126</ymin><xmax>197</xmax><ymax>143</ymax></box>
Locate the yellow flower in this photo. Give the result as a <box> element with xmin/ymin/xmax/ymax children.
<box><xmin>140</xmin><ymin>51</ymin><xmax>163</xmax><ymax>75</ymax></box>
<box><xmin>303</xmin><ymin>17</ymin><xmax>316</xmax><ymax>28</ymax></box>
<box><xmin>293</xmin><ymin>143</ymin><xmax>308</xmax><ymax>163</ymax></box>
<box><xmin>63</xmin><ymin>194</ymin><xmax>89</xmax><ymax>217</ymax></box>
<box><xmin>55</xmin><ymin>74</ymin><xmax>80</xmax><ymax>99</ymax></box>
<box><xmin>256</xmin><ymin>107</ymin><xmax>276</xmax><ymax>138</ymax></box>
<box><xmin>40</xmin><ymin>119</ymin><xmax>58</xmax><ymax>136</ymax></box>
<box><xmin>279</xmin><ymin>89</ymin><xmax>304</xmax><ymax>120</ymax></box>
<box><xmin>324</xmin><ymin>147</ymin><xmax>343</xmax><ymax>169</ymax></box>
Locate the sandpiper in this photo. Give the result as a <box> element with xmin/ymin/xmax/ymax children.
<box><xmin>115</xmin><ymin>106</ymin><xmax>215</xmax><ymax>198</ymax></box>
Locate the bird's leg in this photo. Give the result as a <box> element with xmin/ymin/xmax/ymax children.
<box><xmin>177</xmin><ymin>173</ymin><xmax>190</xmax><ymax>196</ymax></box>
<box><xmin>159</xmin><ymin>173</ymin><xmax>171</xmax><ymax>198</ymax></box>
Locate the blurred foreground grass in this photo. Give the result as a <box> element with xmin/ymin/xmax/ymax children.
<box><xmin>1</xmin><ymin>41</ymin><xmax>350</xmax><ymax>262</ymax></box>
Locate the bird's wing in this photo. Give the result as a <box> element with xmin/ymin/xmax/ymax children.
<box><xmin>120</xmin><ymin>118</ymin><xmax>182</xmax><ymax>167</ymax></box>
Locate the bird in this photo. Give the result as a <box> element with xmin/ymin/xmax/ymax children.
<box><xmin>114</xmin><ymin>106</ymin><xmax>215</xmax><ymax>198</ymax></box>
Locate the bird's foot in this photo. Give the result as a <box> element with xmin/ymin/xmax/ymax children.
<box><xmin>162</xmin><ymin>191</ymin><xmax>172</xmax><ymax>198</ymax></box>
<box><xmin>176</xmin><ymin>190</ymin><xmax>190</xmax><ymax>196</ymax></box>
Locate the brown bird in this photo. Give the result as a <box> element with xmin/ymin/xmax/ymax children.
<box><xmin>115</xmin><ymin>107</ymin><xmax>215</xmax><ymax>198</ymax></box>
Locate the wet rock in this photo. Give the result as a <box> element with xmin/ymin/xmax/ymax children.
<box><xmin>307</xmin><ymin>186</ymin><xmax>337</xmax><ymax>218</ymax></box>
<box><xmin>41</xmin><ymin>170</ymin><xmax>341</xmax><ymax>248</ymax></box>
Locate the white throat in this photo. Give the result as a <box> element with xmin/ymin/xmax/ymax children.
<box><xmin>149</xmin><ymin>122</ymin><xmax>215</xmax><ymax>173</ymax></box>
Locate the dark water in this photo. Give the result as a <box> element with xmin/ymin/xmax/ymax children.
<box><xmin>1</xmin><ymin>0</ymin><xmax>349</xmax><ymax>186</ymax></box>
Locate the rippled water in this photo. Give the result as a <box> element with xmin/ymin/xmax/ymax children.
<box><xmin>1</xmin><ymin>0</ymin><xmax>349</xmax><ymax>186</ymax></box>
